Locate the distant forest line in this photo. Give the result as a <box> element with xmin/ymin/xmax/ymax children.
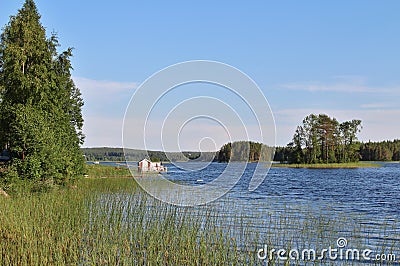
<box><xmin>83</xmin><ymin>112</ymin><xmax>400</xmax><ymax>164</ymax></box>
<box><xmin>82</xmin><ymin>139</ymin><xmax>400</xmax><ymax>163</ymax></box>
<box><xmin>81</xmin><ymin>148</ymin><xmax>216</xmax><ymax>162</ymax></box>
<box><xmin>275</xmin><ymin>139</ymin><xmax>400</xmax><ymax>163</ymax></box>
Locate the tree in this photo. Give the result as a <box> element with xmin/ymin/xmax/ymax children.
<box><xmin>339</xmin><ymin>120</ymin><xmax>362</xmax><ymax>162</ymax></box>
<box><xmin>287</xmin><ymin>114</ymin><xmax>362</xmax><ymax>164</ymax></box>
<box><xmin>315</xmin><ymin>114</ymin><xmax>338</xmax><ymax>163</ymax></box>
<box><xmin>218</xmin><ymin>143</ymin><xmax>232</xmax><ymax>162</ymax></box>
<box><xmin>0</xmin><ymin>0</ymin><xmax>84</xmax><ymax>191</ymax></box>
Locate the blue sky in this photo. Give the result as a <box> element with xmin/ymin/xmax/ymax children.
<box><xmin>1</xmin><ymin>1</ymin><xmax>399</xmax><ymax>149</ymax></box>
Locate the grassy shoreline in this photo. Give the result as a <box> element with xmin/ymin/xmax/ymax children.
<box><xmin>271</xmin><ymin>161</ymin><xmax>382</xmax><ymax>168</ymax></box>
<box><xmin>85</xmin><ymin>164</ymin><xmax>133</xmax><ymax>178</ymax></box>
<box><xmin>0</xmin><ymin>174</ymin><xmax>246</xmax><ymax>265</ymax></box>
<box><xmin>1</xmin><ymin>165</ymin><xmax>398</xmax><ymax>265</ymax></box>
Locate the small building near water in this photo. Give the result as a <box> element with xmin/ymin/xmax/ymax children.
<box><xmin>138</xmin><ymin>158</ymin><xmax>167</xmax><ymax>173</ymax></box>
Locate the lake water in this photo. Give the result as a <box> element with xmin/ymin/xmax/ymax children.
<box><xmin>93</xmin><ymin>161</ymin><xmax>400</xmax><ymax>263</ymax></box>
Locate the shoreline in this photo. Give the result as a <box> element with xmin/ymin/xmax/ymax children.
<box><xmin>271</xmin><ymin>162</ymin><xmax>382</xmax><ymax>169</ymax></box>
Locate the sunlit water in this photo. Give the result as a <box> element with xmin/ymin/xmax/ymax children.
<box><xmin>95</xmin><ymin>161</ymin><xmax>400</xmax><ymax>263</ymax></box>
<box><xmin>166</xmin><ymin>163</ymin><xmax>399</xmax><ymax>246</ymax></box>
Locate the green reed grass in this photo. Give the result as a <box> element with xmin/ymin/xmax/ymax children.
<box><xmin>0</xmin><ymin>177</ymin><xmax>247</xmax><ymax>265</ymax></box>
<box><xmin>85</xmin><ymin>164</ymin><xmax>133</xmax><ymax>178</ymax></box>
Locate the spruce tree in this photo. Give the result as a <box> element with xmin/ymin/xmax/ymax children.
<box><xmin>0</xmin><ymin>0</ymin><xmax>84</xmax><ymax>191</ymax></box>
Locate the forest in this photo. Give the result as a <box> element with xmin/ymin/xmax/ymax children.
<box><xmin>359</xmin><ymin>140</ymin><xmax>400</xmax><ymax>161</ymax></box>
<box><xmin>274</xmin><ymin>114</ymin><xmax>400</xmax><ymax>163</ymax></box>
<box><xmin>217</xmin><ymin>141</ymin><xmax>274</xmax><ymax>162</ymax></box>
<box><xmin>82</xmin><ymin>147</ymin><xmax>216</xmax><ymax>162</ymax></box>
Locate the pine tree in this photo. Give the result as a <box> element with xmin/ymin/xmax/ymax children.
<box><xmin>0</xmin><ymin>0</ymin><xmax>84</xmax><ymax>191</ymax></box>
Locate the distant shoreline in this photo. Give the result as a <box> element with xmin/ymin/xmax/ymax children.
<box><xmin>271</xmin><ymin>162</ymin><xmax>382</xmax><ymax>169</ymax></box>
<box><xmin>86</xmin><ymin>160</ymin><xmax>389</xmax><ymax>169</ymax></box>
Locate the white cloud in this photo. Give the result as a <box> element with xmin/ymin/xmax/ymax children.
<box><xmin>279</xmin><ymin>76</ymin><xmax>400</xmax><ymax>94</ymax></box>
<box><xmin>82</xmin><ymin>116</ymin><xmax>124</xmax><ymax>147</ymax></box>
<box><xmin>360</xmin><ymin>102</ymin><xmax>393</xmax><ymax>109</ymax></box>
<box><xmin>74</xmin><ymin>76</ymin><xmax>138</xmax><ymax>147</ymax></box>
<box><xmin>74</xmin><ymin>76</ymin><xmax>137</xmax><ymax>117</ymax></box>
<box><xmin>73</xmin><ymin>76</ymin><xmax>137</xmax><ymax>92</ymax></box>
<box><xmin>282</xmin><ymin>81</ymin><xmax>369</xmax><ymax>93</ymax></box>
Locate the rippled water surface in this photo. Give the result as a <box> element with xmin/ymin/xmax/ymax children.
<box><xmin>98</xmin><ymin>161</ymin><xmax>400</xmax><ymax>263</ymax></box>
<box><xmin>164</xmin><ymin>163</ymin><xmax>399</xmax><ymax>257</ymax></box>
<box><xmin>164</xmin><ymin>162</ymin><xmax>399</xmax><ymax>217</ymax></box>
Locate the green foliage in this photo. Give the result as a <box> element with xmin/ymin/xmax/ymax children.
<box><xmin>218</xmin><ymin>143</ymin><xmax>232</xmax><ymax>162</ymax></box>
<box><xmin>150</xmin><ymin>156</ymin><xmax>161</xmax><ymax>162</ymax></box>
<box><xmin>217</xmin><ymin>141</ymin><xmax>274</xmax><ymax>162</ymax></box>
<box><xmin>359</xmin><ymin>139</ymin><xmax>400</xmax><ymax>161</ymax></box>
<box><xmin>0</xmin><ymin>0</ymin><xmax>84</xmax><ymax>192</ymax></box>
<box><xmin>281</xmin><ymin>114</ymin><xmax>362</xmax><ymax>164</ymax></box>
<box><xmin>85</xmin><ymin>164</ymin><xmax>133</xmax><ymax>178</ymax></box>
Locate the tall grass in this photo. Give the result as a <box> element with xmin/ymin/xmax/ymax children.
<box><xmin>0</xmin><ymin>178</ymin><xmax>250</xmax><ymax>265</ymax></box>
<box><xmin>0</xmin><ymin>186</ymin><xmax>86</xmax><ymax>264</ymax></box>
<box><xmin>85</xmin><ymin>164</ymin><xmax>133</xmax><ymax>178</ymax></box>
